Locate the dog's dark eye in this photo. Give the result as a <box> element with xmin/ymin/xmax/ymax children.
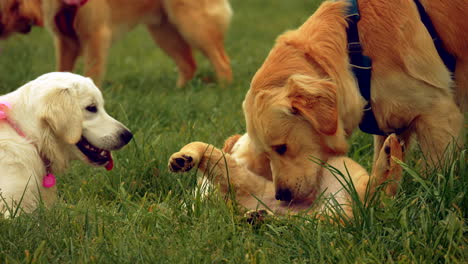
<box><xmin>273</xmin><ymin>144</ymin><xmax>287</xmax><ymax>155</ymax></box>
<box><xmin>85</xmin><ymin>105</ymin><xmax>97</xmax><ymax>113</ymax></box>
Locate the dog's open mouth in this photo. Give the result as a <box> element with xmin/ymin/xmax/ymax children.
<box><xmin>76</xmin><ymin>137</ymin><xmax>114</xmax><ymax>170</ymax></box>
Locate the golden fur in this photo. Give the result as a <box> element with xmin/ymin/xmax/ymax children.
<box><xmin>243</xmin><ymin>0</ymin><xmax>466</xmax><ymax>201</ymax></box>
<box><xmin>169</xmin><ymin>133</ymin><xmax>402</xmax><ymax>218</ymax></box>
<box><xmin>0</xmin><ymin>0</ymin><xmax>43</xmax><ymax>36</ymax></box>
<box><xmin>0</xmin><ymin>0</ymin><xmax>232</xmax><ymax>87</ymax></box>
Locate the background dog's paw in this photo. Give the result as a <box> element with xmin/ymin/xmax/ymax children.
<box><xmin>168</xmin><ymin>153</ymin><xmax>195</xmax><ymax>173</ymax></box>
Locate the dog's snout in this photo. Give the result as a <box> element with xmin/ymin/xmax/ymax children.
<box><xmin>120</xmin><ymin>130</ymin><xmax>133</xmax><ymax>145</ymax></box>
<box><xmin>275</xmin><ymin>188</ymin><xmax>292</xmax><ymax>202</ymax></box>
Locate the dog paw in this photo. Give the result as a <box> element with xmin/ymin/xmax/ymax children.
<box><xmin>382</xmin><ymin>134</ymin><xmax>403</xmax><ymax>168</ymax></box>
<box><xmin>244</xmin><ymin>209</ymin><xmax>273</xmax><ymax>225</ymax></box>
<box><xmin>168</xmin><ymin>152</ymin><xmax>196</xmax><ymax>173</ymax></box>
<box><xmin>376</xmin><ymin>134</ymin><xmax>404</xmax><ymax>196</ymax></box>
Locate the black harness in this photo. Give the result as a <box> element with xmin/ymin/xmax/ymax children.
<box><xmin>412</xmin><ymin>0</ymin><xmax>456</xmax><ymax>73</ymax></box>
<box><xmin>345</xmin><ymin>0</ymin><xmax>456</xmax><ymax>136</ymax></box>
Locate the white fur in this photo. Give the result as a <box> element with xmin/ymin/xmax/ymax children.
<box><xmin>0</xmin><ymin>72</ymin><xmax>131</xmax><ymax>216</ymax></box>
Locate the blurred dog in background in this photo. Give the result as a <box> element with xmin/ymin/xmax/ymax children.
<box><xmin>0</xmin><ymin>0</ymin><xmax>43</xmax><ymax>37</ymax></box>
<box><xmin>0</xmin><ymin>0</ymin><xmax>233</xmax><ymax>87</ymax></box>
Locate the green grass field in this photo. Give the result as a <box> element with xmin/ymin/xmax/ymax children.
<box><xmin>0</xmin><ymin>0</ymin><xmax>466</xmax><ymax>263</ymax></box>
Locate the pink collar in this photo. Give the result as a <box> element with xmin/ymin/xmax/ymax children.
<box><xmin>0</xmin><ymin>102</ymin><xmax>56</xmax><ymax>188</ymax></box>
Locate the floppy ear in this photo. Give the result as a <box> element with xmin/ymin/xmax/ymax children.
<box><xmin>39</xmin><ymin>88</ymin><xmax>83</xmax><ymax>144</ymax></box>
<box><xmin>286</xmin><ymin>74</ymin><xmax>338</xmax><ymax>135</ymax></box>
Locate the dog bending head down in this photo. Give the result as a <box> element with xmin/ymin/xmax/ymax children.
<box><xmin>0</xmin><ymin>0</ymin><xmax>42</xmax><ymax>38</ymax></box>
<box><xmin>244</xmin><ymin>0</ymin><xmax>466</xmax><ymax>202</ymax></box>
<box><xmin>244</xmin><ymin>74</ymin><xmax>347</xmax><ymax>202</ymax></box>
<box><xmin>243</xmin><ymin>14</ymin><xmax>353</xmax><ymax>202</ymax></box>
<box><xmin>0</xmin><ymin>72</ymin><xmax>132</xmax><ymax>215</ymax></box>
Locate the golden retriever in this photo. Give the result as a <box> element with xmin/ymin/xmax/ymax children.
<box><xmin>0</xmin><ymin>72</ymin><xmax>133</xmax><ymax>216</ymax></box>
<box><xmin>168</xmin><ymin>133</ymin><xmax>402</xmax><ymax>218</ymax></box>
<box><xmin>0</xmin><ymin>0</ymin><xmax>232</xmax><ymax>87</ymax></box>
<box><xmin>243</xmin><ymin>0</ymin><xmax>466</xmax><ymax>202</ymax></box>
<box><xmin>0</xmin><ymin>0</ymin><xmax>43</xmax><ymax>35</ymax></box>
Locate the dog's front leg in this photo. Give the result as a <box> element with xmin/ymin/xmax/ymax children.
<box><xmin>55</xmin><ymin>36</ymin><xmax>80</xmax><ymax>73</ymax></box>
<box><xmin>454</xmin><ymin>59</ymin><xmax>468</xmax><ymax>112</ymax></box>
<box><xmin>168</xmin><ymin>142</ymin><xmax>239</xmax><ymax>191</ymax></box>
<box><xmin>82</xmin><ymin>26</ymin><xmax>111</xmax><ymax>86</ymax></box>
<box><xmin>413</xmin><ymin>99</ymin><xmax>463</xmax><ymax>170</ymax></box>
<box><xmin>168</xmin><ymin>142</ymin><xmax>272</xmax><ymax>197</ymax></box>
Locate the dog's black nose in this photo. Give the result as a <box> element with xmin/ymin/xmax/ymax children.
<box><xmin>120</xmin><ymin>130</ymin><xmax>133</xmax><ymax>145</ymax></box>
<box><xmin>275</xmin><ymin>188</ymin><xmax>292</xmax><ymax>202</ymax></box>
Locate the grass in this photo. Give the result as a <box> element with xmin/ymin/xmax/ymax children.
<box><xmin>0</xmin><ymin>0</ymin><xmax>466</xmax><ymax>262</ymax></box>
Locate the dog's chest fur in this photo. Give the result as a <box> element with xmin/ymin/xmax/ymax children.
<box><xmin>0</xmin><ymin>123</ymin><xmax>57</xmax><ymax>213</ymax></box>
<box><xmin>357</xmin><ymin>0</ymin><xmax>454</xmax><ymax>130</ymax></box>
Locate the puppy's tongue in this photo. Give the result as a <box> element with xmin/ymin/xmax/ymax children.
<box><xmin>105</xmin><ymin>153</ymin><xmax>114</xmax><ymax>171</ymax></box>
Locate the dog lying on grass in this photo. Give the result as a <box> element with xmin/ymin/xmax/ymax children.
<box><xmin>169</xmin><ymin>133</ymin><xmax>402</xmax><ymax>218</ymax></box>
<box><xmin>0</xmin><ymin>0</ymin><xmax>233</xmax><ymax>87</ymax></box>
<box><xmin>0</xmin><ymin>72</ymin><xmax>133</xmax><ymax>217</ymax></box>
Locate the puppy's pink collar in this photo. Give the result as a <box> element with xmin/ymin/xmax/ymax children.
<box><xmin>0</xmin><ymin>102</ymin><xmax>56</xmax><ymax>188</ymax></box>
<box><xmin>0</xmin><ymin>102</ymin><xmax>25</xmax><ymax>137</ymax></box>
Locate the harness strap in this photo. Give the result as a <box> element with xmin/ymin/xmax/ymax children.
<box><xmin>344</xmin><ymin>0</ymin><xmax>456</xmax><ymax>136</ymax></box>
<box><xmin>345</xmin><ymin>0</ymin><xmax>386</xmax><ymax>135</ymax></box>
<box><xmin>413</xmin><ymin>0</ymin><xmax>456</xmax><ymax>73</ymax></box>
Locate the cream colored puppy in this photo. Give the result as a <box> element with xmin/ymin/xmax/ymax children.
<box><xmin>0</xmin><ymin>72</ymin><xmax>133</xmax><ymax>216</ymax></box>
<box><xmin>169</xmin><ymin>134</ymin><xmax>402</xmax><ymax>218</ymax></box>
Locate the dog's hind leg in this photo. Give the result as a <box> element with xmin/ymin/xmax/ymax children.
<box><xmin>370</xmin><ymin>134</ymin><xmax>404</xmax><ymax>196</ymax></box>
<box><xmin>183</xmin><ymin>27</ymin><xmax>232</xmax><ymax>85</ymax></box>
<box><xmin>190</xmin><ymin>29</ymin><xmax>232</xmax><ymax>85</ymax></box>
<box><xmin>372</xmin><ymin>135</ymin><xmax>387</xmax><ymax>166</ymax></box>
<box><xmin>147</xmin><ymin>21</ymin><xmax>196</xmax><ymax>88</ymax></box>
<box><xmin>164</xmin><ymin>0</ymin><xmax>232</xmax><ymax>84</ymax></box>
<box><xmin>55</xmin><ymin>36</ymin><xmax>80</xmax><ymax>73</ymax></box>
<box><xmin>373</xmin><ymin>131</ymin><xmax>411</xmax><ymax>169</ymax></box>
